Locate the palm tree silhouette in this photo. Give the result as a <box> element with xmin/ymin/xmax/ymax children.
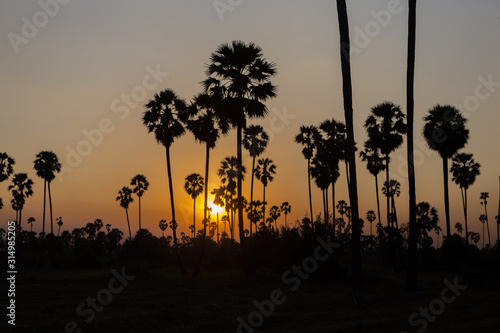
<box><xmin>218</xmin><ymin>156</ymin><xmax>243</xmax><ymax>239</ymax></box>
<box><xmin>243</xmin><ymin>125</ymin><xmax>269</xmax><ymax>238</ymax></box>
<box><xmin>0</xmin><ymin>152</ymin><xmax>15</xmax><ymax>182</ymax></box>
<box><xmin>480</xmin><ymin>192</ymin><xmax>491</xmax><ymax>247</ymax></box>
<box><xmin>269</xmin><ymin>205</ymin><xmax>281</xmax><ymax>234</ymax></box>
<box><xmin>434</xmin><ymin>225</ymin><xmax>442</xmax><ymax>248</ymax></box>
<box><xmin>186</xmin><ymin>93</ymin><xmax>229</xmax><ymax>237</ymax></box>
<box><xmin>159</xmin><ymin>219</ymin><xmax>167</xmax><ymax>238</ymax></box>
<box><xmin>479</xmin><ymin>214</ymin><xmax>487</xmax><ymax>249</ymax></box>
<box><xmin>116</xmin><ymin>186</ymin><xmax>133</xmax><ymax>241</ymax></box>
<box><xmin>280</xmin><ymin>202</ymin><xmax>291</xmax><ymax>229</ymax></box>
<box><xmin>405</xmin><ymin>0</ymin><xmax>419</xmax><ymax>293</ymax></box>
<box><xmin>360</xmin><ymin>146</ymin><xmax>385</xmax><ymax>229</ymax></box>
<box><xmin>366</xmin><ymin>210</ymin><xmax>376</xmax><ymax>237</ymax></box>
<box><xmin>130</xmin><ymin>174</ymin><xmax>149</xmax><ymax>231</ymax></box>
<box><xmin>56</xmin><ymin>217</ymin><xmax>63</xmax><ymax>236</ymax></box>
<box><xmin>255</xmin><ymin>157</ymin><xmax>276</xmax><ymax>226</ymax></box>
<box><xmin>295</xmin><ymin>125</ymin><xmax>320</xmax><ymax>225</ymax></box>
<box><xmin>455</xmin><ymin>222</ymin><xmax>463</xmax><ymax>236</ymax></box>
<box><xmin>364</xmin><ymin>102</ymin><xmax>406</xmax><ymax>228</ymax></box>
<box><xmin>416</xmin><ymin>202</ymin><xmax>439</xmax><ymax>248</ymax></box>
<box><xmin>143</xmin><ymin>88</ymin><xmax>187</xmax><ymax>275</ymax></box>
<box><xmin>450</xmin><ymin>153</ymin><xmax>480</xmax><ymax>244</ymax></box>
<box><xmin>382</xmin><ymin>179</ymin><xmax>401</xmax><ymax>230</ymax></box>
<box><xmin>27</xmin><ymin>217</ymin><xmax>35</xmax><ymax>232</ymax></box>
<box><xmin>34</xmin><ymin>151</ymin><xmax>61</xmax><ymax>235</ymax></box>
<box><xmin>423</xmin><ymin>105</ymin><xmax>469</xmax><ymax>237</ymax></box>
<box><xmin>203</xmin><ymin>41</ymin><xmax>277</xmax><ymax>275</ymax></box>
<box><xmin>184</xmin><ymin>173</ymin><xmax>204</xmax><ymax>239</ymax></box>
<box><xmin>246</xmin><ymin>200</ymin><xmax>263</xmax><ymax>234</ymax></box>
<box><xmin>318</xmin><ymin>118</ymin><xmax>346</xmax><ymax>229</ymax></box>
<box><xmin>311</xmin><ymin>156</ymin><xmax>333</xmax><ymax>229</ymax></box>
<box><xmin>8</xmin><ymin>173</ymin><xmax>34</xmax><ymax>231</ymax></box>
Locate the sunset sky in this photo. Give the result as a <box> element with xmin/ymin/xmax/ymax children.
<box><xmin>1</xmin><ymin>0</ymin><xmax>499</xmax><ymax>242</ymax></box>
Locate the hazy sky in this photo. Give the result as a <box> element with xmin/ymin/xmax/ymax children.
<box><xmin>1</xmin><ymin>0</ymin><xmax>499</xmax><ymax>241</ymax></box>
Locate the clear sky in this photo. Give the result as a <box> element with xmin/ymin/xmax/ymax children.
<box><xmin>1</xmin><ymin>0</ymin><xmax>499</xmax><ymax>242</ymax></box>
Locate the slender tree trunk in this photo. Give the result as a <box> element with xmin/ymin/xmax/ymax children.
<box><xmin>442</xmin><ymin>157</ymin><xmax>451</xmax><ymax>238</ymax></box>
<box><xmin>325</xmin><ymin>186</ymin><xmax>329</xmax><ymax>231</ymax></box>
<box><xmin>322</xmin><ymin>189</ymin><xmax>327</xmax><ymax>227</ymax></box>
<box><xmin>48</xmin><ymin>181</ymin><xmax>54</xmax><ymax>234</ymax></box>
<box><xmin>19</xmin><ymin>209</ymin><xmax>22</xmax><ymax>231</ymax></box>
<box><xmin>392</xmin><ymin>195</ymin><xmax>399</xmax><ymax>230</ymax></box>
<box><xmin>250</xmin><ymin>155</ymin><xmax>255</xmax><ymax>239</ymax></box>
<box><xmin>138</xmin><ymin>196</ymin><xmax>142</xmax><ymax>230</ymax></box>
<box><xmin>345</xmin><ymin>160</ymin><xmax>350</xmax><ymax>204</ymax></box>
<box><xmin>405</xmin><ymin>0</ymin><xmax>419</xmax><ymax>293</ymax></box>
<box><xmin>125</xmin><ymin>208</ymin><xmax>132</xmax><ymax>240</ymax></box>
<box><xmin>462</xmin><ymin>187</ymin><xmax>469</xmax><ymax>244</ymax></box>
<box><xmin>332</xmin><ymin>182</ymin><xmax>336</xmax><ymax>238</ymax></box>
<box><xmin>262</xmin><ymin>184</ymin><xmax>266</xmax><ymax>225</ymax></box>
<box><xmin>484</xmin><ymin>202</ymin><xmax>491</xmax><ymax>246</ymax></box>
<box><xmin>166</xmin><ymin>146</ymin><xmax>186</xmax><ymax>276</ymax></box>
<box><xmin>385</xmin><ymin>155</ymin><xmax>391</xmax><ymax>228</ymax></box>
<box><xmin>237</xmin><ymin>125</ymin><xmax>251</xmax><ymax>275</ymax></box>
<box><xmin>193</xmin><ymin>198</ymin><xmax>196</xmax><ymax>238</ymax></box>
<box><xmin>42</xmin><ymin>180</ymin><xmax>47</xmax><ymax>235</ymax></box>
<box><xmin>307</xmin><ymin>158</ymin><xmax>313</xmax><ymax>225</ymax></box>
<box><xmin>375</xmin><ymin>174</ymin><xmax>382</xmax><ymax>227</ymax></box>
<box><xmin>336</xmin><ymin>0</ymin><xmax>362</xmax><ymax>289</ymax></box>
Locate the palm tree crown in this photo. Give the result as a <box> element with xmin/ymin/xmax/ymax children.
<box><xmin>184</xmin><ymin>173</ymin><xmax>204</xmax><ymax>200</ymax></box>
<box><xmin>364</xmin><ymin>102</ymin><xmax>406</xmax><ymax>156</ymax></box>
<box><xmin>0</xmin><ymin>152</ymin><xmax>15</xmax><ymax>182</ymax></box>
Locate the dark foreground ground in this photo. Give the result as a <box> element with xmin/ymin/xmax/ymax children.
<box><xmin>3</xmin><ymin>265</ymin><xmax>500</xmax><ymax>333</ymax></box>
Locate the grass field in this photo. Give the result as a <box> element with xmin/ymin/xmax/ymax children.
<box><xmin>4</xmin><ymin>264</ymin><xmax>499</xmax><ymax>333</ymax></box>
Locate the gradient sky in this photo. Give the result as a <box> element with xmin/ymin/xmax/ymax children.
<box><xmin>1</xmin><ymin>0</ymin><xmax>499</xmax><ymax>242</ymax></box>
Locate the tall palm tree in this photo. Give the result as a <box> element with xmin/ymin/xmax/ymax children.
<box><xmin>450</xmin><ymin>153</ymin><xmax>480</xmax><ymax>244</ymax></box>
<box><xmin>8</xmin><ymin>173</ymin><xmax>34</xmax><ymax>231</ymax></box>
<box><xmin>310</xmin><ymin>155</ymin><xmax>335</xmax><ymax>229</ymax></box>
<box><xmin>405</xmin><ymin>0</ymin><xmax>419</xmax><ymax>292</ymax></box>
<box><xmin>11</xmin><ymin>194</ymin><xmax>24</xmax><ymax>227</ymax></box>
<box><xmin>56</xmin><ymin>217</ymin><xmax>63</xmax><ymax>236</ymax></box>
<box><xmin>0</xmin><ymin>152</ymin><xmax>15</xmax><ymax>182</ymax></box>
<box><xmin>159</xmin><ymin>219</ymin><xmax>167</xmax><ymax>238</ymax></box>
<box><xmin>295</xmin><ymin>125</ymin><xmax>320</xmax><ymax>224</ymax></box>
<box><xmin>360</xmin><ymin>146</ymin><xmax>386</xmax><ymax>229</ymax></box>
<box><xmin>269</xmin><ymin>205</ymin><xmax>281</xmax><ymax>233</ymax></box>
<box><xmin>280</xmin><ymin>202</ymin><xmax>291</xmax><ymax>229</ymax></box>
<box><xmin>366</xmin><ymin>210</ymin><xmax>376</xmax><ymax>237</ymax></box>
<box><xmin>246</xmin><ymin>200</ymin><xmax>263</xmax><ymax>234</ymax></box>
<box><xmin>116</xmin><ymin>186</ymin><xmax>133</xmax><ymax>241</ymax></box>
<box><xmin>364</xmin><ymin>102</ymin><xmax>406</xmax><ymax>228</ymax></box>
<box><xmin>130</xmin><ymin>174</ymin><xmax>149</xmax><ymax>231</ymax></box>
<box><xmin>143</xmin><ymin>88</ymin><xmax>187</xmax><ymax>275</ymax></box>
<box><xmin>479</xmin><ymin>214</ymin><xmax>487</xmax><ymax>249</ymax></box>
<box><xmin>382</xmin><ymin>179</ymin><xmax>401</xmax><ymax>230</ymax></box>
<box><xmin>423</xmin><ymin>105</ymin><xmax>469</xmax><ymax>237</ymax></box>
<box><xmin>184</xmin><ymin>173</ymin><xmax>204</xmax><ymax>240</ymax></box>
<box><xmin>243</xmin><ymin>125</ymin><xmax>269</xmax><ymax>238</ymax></box>
<box><xmin>27</xmin><ymin>217</ymin><xmax>35</xmax><ymax>232</ymax></box>
<box><xmin>218</xmin><ymin>156</ymin><xmax>245</xmax><ymax>240</ymax></box>
<box><xmin>203</xmin><ymin>41</ymin><xmax>277</xmax><ymax>275</ymax></box>
<box><xmin>336</xmin><ymin>0</ymin><xmax>363</xmax><ymax>286</ymax></box>
<box><xmin>480</xmin><ymin>192</ymin><xmax>491</xmax><ymax>247</ymax></box>
<box><xmin>254</xmin><ymin>157</ymin><xmax>276</xmax><ymax>226</ymax></box>
<box><xmin>34</xmin><ymin>151</ymin><xmax>61</xmax><ymax>235</ymax></box>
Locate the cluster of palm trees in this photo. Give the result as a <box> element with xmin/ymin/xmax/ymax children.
<box><xmin>1</xmin><ymin>151</ymin><xmax>63</xmax><ymax>236</ymax></box>
<box><xmin>141</xmin><ymin>40</ymin><xmax>277</xmax><ymax>275</ymax></box>
<box><xmin>115</xmin><ymin>174</ymin><xmax>149</xmax><ymax>240</ymax></box>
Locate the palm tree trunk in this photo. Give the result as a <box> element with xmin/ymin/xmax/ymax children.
<box><xmin>193</xmin><ymin>143</ymin><xmax>211</xmax><ymax>277</ymax></box>
<box><xmin>125</xmin><ymin>208</ymin><xmax>132</xmax><ymax>240</ymax></box>
<box><xmin>484</xmin><ymin>202</ymin><xmax>491</xmax><ymax>246</ymax></box>
<box><xmin>336</xmin><ymin>0</ymin><xmax>362</xmax><ymax>288</ymax></box>
<box><xmin>42</xmin><ymin>180</ymin><xmax>47</xmax><ymax>235</ymax></box>
<box><xmin>48</xmin><ymin>181</ymin><xmax>54</xmax><ymax>234</ymax></box>
<box><xmin>19</xmin><ymin>208</ymin><xmax>22</xmax><ymax>232</ymax></box>
<box><xmin>462</xmin><ymin>187</ymin><xmax>469</xmax><ymax>244</ymax></box>
<box><xmin>385</xmin><ymin>155</ymin><xmax>391</xmax><ymax>228</ymax></box>
<box><xmin>442</xmin><ymin>157</ymin><xmax>451</xmax><ymax>237</ymax></box>
<box><xmin>307</xmin><ymin>158</ymin><xmax>313</xmax><ymax>226</ymax></box>
<box><xmin>193</xmin><ymin>198</ymin><xmax>196</xmax><ymax>238</ymax></box>
<box><xmin>166</xmin><ymin>146</ymin><xmax>186</xmax><ymax>276</ymax></box>
<box><xmin>332</xmin><ymin>182</ymin><xmax>336</xmax><ymax>238</ymax></box>
<box><xmin>138</xmin><ymin>196</ymin><xmax>142</xmax><ymax>230</ymax></box>
<box><xmin>325</xmin><ymin>186</ymin><xmax>329</xmax><ymax>231</ymax></box>
<box><xmin>375</xmin><ymin>174</ymin><xmax>382</xmax><ymax>227</ymax></box>
<box><xmin>262</xmin><ymin>184</ymin><xmax>266</xmax><ymax>225</ymax></box>
<box><xmin>392</xmin><ymin>195</ymin><xmax>399</xmax><ymax>230</ymax></box>
<box><xmin>405</xmin><ymin>0</ymin><xmax>419</xmax><ymax>293</ymax></box>
<box><xmin>237</xmin><ymin>125</ymin><xmax>251</xmax><ymax>275</ymax></box>
<box><xmin>250</xmin><ymin>155</ymin><xmax>256</xmax><ymax>239</ymax></box>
